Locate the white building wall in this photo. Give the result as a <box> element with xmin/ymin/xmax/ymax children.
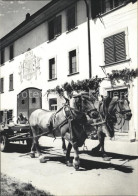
<box><xmin>90</xmin><ymin>2</ymin><xmax>138</xmax><ymax>140</ymax></box>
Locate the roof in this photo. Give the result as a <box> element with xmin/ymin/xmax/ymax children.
<box><xmin>0</xmin><ymin>0</ymin><xmax>78</xmax><ymax>50</ymax></box>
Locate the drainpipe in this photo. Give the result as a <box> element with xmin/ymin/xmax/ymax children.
<box><xmin>84</xmin><ymin>0</ymin><xmax>92</xmax><ymax>79</ymax></box>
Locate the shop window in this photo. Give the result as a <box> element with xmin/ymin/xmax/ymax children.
<box><xmin>49</xmin><ymin>98</ymin><xmax>57</xmax><ymax>111</ymax></box>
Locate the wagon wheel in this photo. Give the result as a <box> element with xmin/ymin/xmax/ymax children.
<box><xmin>0</xmin><ymin>135</ymin><xmax>9</xmax><ymax>152</ymax></box>
<box><xmin>26</xmin><ymin>139</ymin><xmax>32</xmax><ymax>151</ymax></box>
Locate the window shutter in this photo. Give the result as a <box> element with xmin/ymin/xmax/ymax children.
<box><xmin>114</xmin><ymin>32</ymin><xmax>126</xmax><ymax>62</ymax></box>
<box><xmin>104</xmin><ymin>36</ymin><xmax>115</xmax><ymax>64</ymax></box>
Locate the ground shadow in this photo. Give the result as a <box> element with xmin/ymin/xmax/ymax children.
<box><xmin>3</xmin><ymin>143</ymin><xmax>53</xmax><ymax>154</ymax></box>
<box><xmin>35</xmin><ymin>147</ymin><xmax>135</xmax><ymax>173</ymax></box>
<box><xmin>79</xmin><ymin>150</ymin><xmax>138</xmax><ymax>161</ymax></box>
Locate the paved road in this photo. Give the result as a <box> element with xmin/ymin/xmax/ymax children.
<box><xmin>1</xmin><ymin>137</ymin><xmax>138</xmax><ymax>196</ymax></box>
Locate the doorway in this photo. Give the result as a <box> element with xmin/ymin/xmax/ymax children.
<box><xmin>17</xmin><ymin>88</ymin><xmax>42</xmax><ymax>120</ymax></box>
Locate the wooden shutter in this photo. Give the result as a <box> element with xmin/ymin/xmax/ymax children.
<box><xmin>104</xmin><ymin>36</ymin><xmax>115</xmax><ymax>64</ymax></box>
<box><xmin>104</xmin><ymin>32</ymin><xmax>126</xmax><ymax>64</ymax></box>
<box><xmin>114</xmin><ymin>32</ymin><xmax>126</xmax><ymax>62</ymax></box>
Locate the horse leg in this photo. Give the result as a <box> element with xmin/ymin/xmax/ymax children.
<box><xmin>91</xmin><ymin>129</ymin><xmax>101</xmax><ymax>154</ymax></box>
<box><xmin>65</xmin><ymin>142</ymin><xmax>72</xmax><ymax>167</ymax></box>
<box><xmin>73</xmin><ymin>145</ymin><xmax>80</xmax><ymax>170</ymax></box>
<box><xmin>99</xmin><ymin>131</ymin><xmax>111</xmax><ymax>161</ymax></box>
<box><xmin>30</xmin><ymin>126</ymin><xmax>42</xmax><ymax>157</ymax></box>
<box><xmin>62</xmin><ymin>137</ymin><xmax>67</xmax><ymax>154</ymax></box>
<box><xmin>30</xmin><ymin>140</ymin><xmax>36</xmax><ymax>158</ymax></box>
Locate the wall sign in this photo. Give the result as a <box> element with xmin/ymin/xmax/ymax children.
<box><xmin>19</xmin><ymin>50</ymin><xmax>41</xmax><ymax>82</ymax></box>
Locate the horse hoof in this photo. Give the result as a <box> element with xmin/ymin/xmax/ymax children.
<box><xmin>74</xmin><ymin>165</ymin><xmax>79</xmax><ymax>171</ymax></box>
<box><xmin>103</xmin><ymin>154</ymin><xmax>111</xmax><ymax>161</ymax></box>
<box><xmin>63</xmin><ymin>150</ymin><xmax>67</xmax><ymax>155</ymax></box>
<box><xmin>39</xmin><ymin>156</ymin><xmax>47</xmax><ymax>163</ymax></box>
<box><xmin>30</xmin><ymin>153</ymin><xmax>35</xmax><ymax>158</ymax></box>
<box><xmin>66</xmin><ymin>161</ymin><xmax>72</xmax><ymax>167</ymax></box>
<box><xmin>103</xmin><ymin>157</ymin><xmax>111</xmax><ymax>161</ymax></box>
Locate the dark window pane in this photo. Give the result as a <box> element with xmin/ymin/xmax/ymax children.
<box><xmin>0</xmin><ymin>78</ymin><xmax>4</xmax><ymax>93</ymax></box>
<box><xmin>9</xmin><ymin>74</ymin><xmax>13</xmax><ymax>91</ymax></box>
<box><xmin>55</xmin><ymin>15</ymin><xmax>61</xmax><ymax>35</ymax></box>
<box><xmin>69</xmin><ymin>50</ymin><xmax>77</xmax><ymax>74</ymax></box>
<box><xmin>49</xmin><ymin>58</ymin><xmax>56</xmax><ymax>79</ymax></box>
<box><xmin>32</xmin><ymin>98</ymin><xmax>36</xmax><ymax>103</ymax></box>
<box><xmin>49</xmin><ymin>98</ymin><xmax>57</xmax><ymax>111</ymax></box>
<box><xmin>67</xmin><ymin>6</ymin><xmax>76</xmax><ymax>31</ymax></box>
<box><xmin>48</xmin><ymin>19</ymin><xmax>55</xmax><ymax>40</ymax></box>
<box><xmin>10</xmin><ymin>44</ymin><xmax>14</xmax><ymax>60</ymax></box>
<box><xmin>1</xmin><ymin>50</ymin><xmax>5</xmax><ymax>65</ymax></box>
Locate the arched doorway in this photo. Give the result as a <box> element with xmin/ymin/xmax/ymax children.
<box><xmin>17</xmin><ymin>88</ymin><xmax>42</xmax><ymax>119</ymax></box>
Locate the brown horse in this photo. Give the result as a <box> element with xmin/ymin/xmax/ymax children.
<box><xmin>29</xmin><ymin>92</ymin><xmax>100</xmax><ymax>170</ymax></box>
<box><xmin>91</xmin><ymin>95</ymin><xmax>132</xmax><ymax>158</ymax></box>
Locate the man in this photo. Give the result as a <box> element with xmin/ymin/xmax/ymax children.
<box><xmin>17</xmin><ymin>113</ymin><xmax>28</xmax><ymax>124</ymax></box>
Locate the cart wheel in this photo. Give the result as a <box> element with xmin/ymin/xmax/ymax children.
<box><xmin>0</xmin><ymin>135</ymin><xmax>9</xmax><ymax>152</ymax></box>
<box><xmin>26</xmin><ymin>139</ymin><xmax>32</xmax><ymax>151</ymax></box>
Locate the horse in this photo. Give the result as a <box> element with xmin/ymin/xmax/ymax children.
<box><xmin>91</xmin><ymin>95</ymin><xmax>132</xmax><ymax>159</ymax></box>
<box><xmin>29</xmin><ymin>92</ymin><xmax>100</xmax><ymax>170</ymax></box>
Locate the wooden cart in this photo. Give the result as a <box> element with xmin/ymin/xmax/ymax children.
<box><xmin>0</xmin><ymin>123</ymin><xmax>32</xmax><ymax>152</ymax></box>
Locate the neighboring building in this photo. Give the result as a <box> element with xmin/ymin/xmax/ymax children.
<box><xmin>0</xmin><ymin>0</ymin><xmax>137</xmax><ymax>140</ymax></box>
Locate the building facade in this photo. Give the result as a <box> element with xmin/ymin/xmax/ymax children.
<box><xmin>0</xmin><ymin>0</ymin><xmax>137</xmax><ymax>140</ymax></box>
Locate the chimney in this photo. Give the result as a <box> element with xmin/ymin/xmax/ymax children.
<box><xmin>25</xmin><ymin>13</ymin><xmax>30</xmax><ymax>21</ymax></box>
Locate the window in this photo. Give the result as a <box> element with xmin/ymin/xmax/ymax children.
<box><xmin>104</xmin><ymin>32</ymin><xmax>126</xmax><ymax>64</ymax></box>
<box><xmin>67</xmin><ymin>6</ymin><xmax>76</xmax><ymax>31</ymax></box>
<box><xmin>101</xmin><ymin>0</ymin><xmax>125</xmax><ymax>14</ymax></box>
<box><xmin>0</xmin><ymin>111</ymin><xmax>4</xmax><ymax>123</ymax></box>
<box><xmin>9</xmin><ymin>74</ymin><xmax>14</xmax><ymax>91</ymax></box>
<box><xmin>0</xmin><ymin>78</ymin><xmax>4</xmax><ymax>93</ymax></box>
<box><xmin>32</xmin><ymin>98</ymin><xmax>36</xmax><ymax>103</ymax></box>
<box><xmin>48</xmin><ymin>15</ymin><xmax>61</xmax><ymax>40</ymax></box>
<box><xmin>9</xmin><ymin>44</ymin><xmax>14</xmax><ymax>60</ymax></box>
<box><xmin>22</xmin><ymin>100</ymin><xmax>25</xmax><ymax>104</ymax></box>
<box><xmin>49</xmin><ymin>58</ymin><xmax>56</xmax><ymax>80</ymax></box>
<box><xmin>49</xmin><ymin>98</ymin><xmax>57</xmax><ymax>111</ymax></box>
<box><xmin>1</xmin><ymin>49</ymin><xmax>5</xmax><ymax>65</ymax></box>
<box><xmin>69</xmin><ymin>50</ymin><xmax>77</xmax><ymax>74</ymax></box>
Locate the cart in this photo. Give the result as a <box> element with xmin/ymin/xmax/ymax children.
<box><xmin>0</xmin><ymin>123</ymin><xmax>32</xmax><ymax>152</ymax></box>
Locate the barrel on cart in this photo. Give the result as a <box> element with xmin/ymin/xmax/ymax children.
<box><xmin>0</xmin><ymin>123</ymin><xmax>32</xmax><ymax>152</ymax></box>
